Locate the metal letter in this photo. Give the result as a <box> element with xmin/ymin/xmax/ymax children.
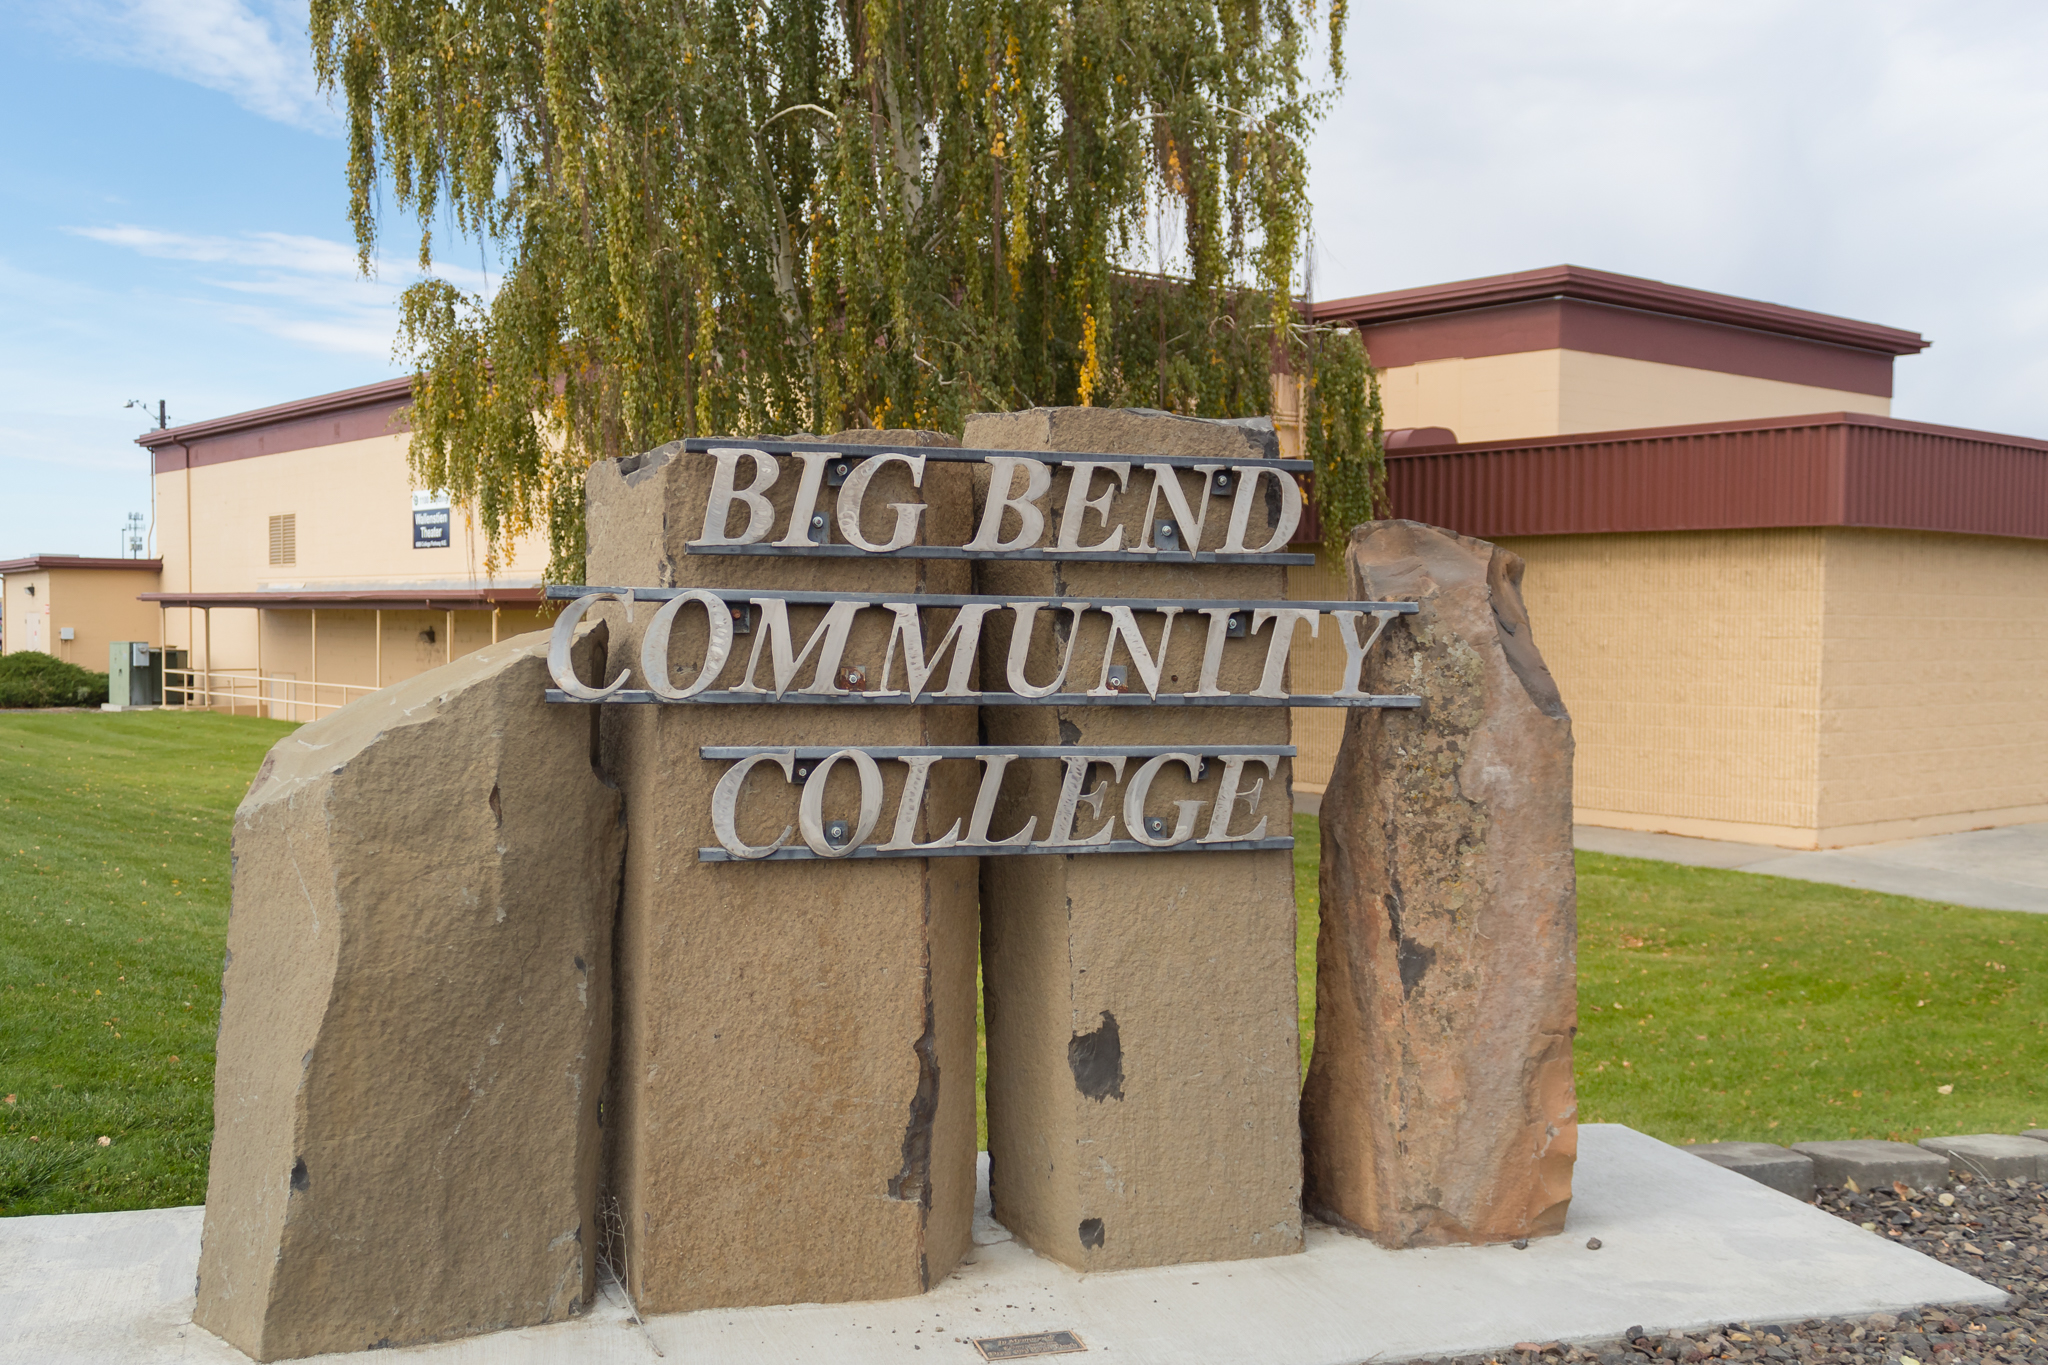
<box><xmin>733</xmin><ymin>598</ymin><xmax>863</xmax><ymax>698</ymax></box>
<box><xmin>547</xmin><ymin>592</ymin><xmax>632</xmax><ymax>700</ymax></box>
<box><xmin>964</xmin><ymin>456</ymin><xmax>1053</xmax><ymax>552</ymax></box>
<box><xmin>1088</xmin><ymin>605</ymin><xmax>1181</xmax><ymax>698</ymax></box>
<box><xmin>1122</xmin><ymin>753</ymin><xmax>1207</xmax><ymax>847</ymax></box>
<box><xmin>1332</xmin><ymin>609</ymin><xmax>1400</xmax><ymax>697</ymax></box>
<box><xmin>836</xmin><ymin>452</ymin><xmax>929</xmax><ymax>552</ymax></box>
<box><xmin>771</xmin><ymin>450</ymin><xmax>838</xmax><ymax>547</ymax></box>
<box><xmin>1200</xmin><ymin>756</ymin><xmax>1276</xmax><ymax>843</ymax></box>
<box><xmin>798</xmin><ymin>749</ymin><xmax>884</xmax><ymax>857</ymax></box>
<box><xmin>1192</xmin><ymin>606</ymin><xmax>1236</xmax><ymax>697</ymax></box>
<box><xmin>1249</xmin><ymin>607</ymin><xmax>1320</xmax><ymax>699</ymax></box>
<box><xmin>1220</xmin><ymin>467</ymin><xmax>1304</xmax><ymax>554</ymax></box>
<box><xmin>712</xmin><ymin>749</ymin><xmax>797</xmax><ymax>859</ymax></box>
<box><xmin>876</xmin><ymin>754</ymin><xmax>962</xmax><ymax>851</ymax></box>
<box><xmin>964</xmin><ymin>753</ymin><xmax>1036</xmax><ymax>846</ymax></box>
<box><xmin>1040</xmin><ymin>754</ymin><xmax>1124</xmax><ymax>846</ymax></box>
<box><xmin>1003</xmin><ymin>601</ymin><xmax>1088</xmax><ymax>698</ymax></box>
<box><xmin>1133</xmin><ymin>464</ymin><xmax>1222</xmax><ymax>553</ymax></box>
<box><xmin>876</xmin><ymin>602</ymin><xmax>997</xmax><ymax>697</ymax></box>
<box><xmin>1055</xmin><ymin>461</ymin><xmax>1130</xmax><ymax>552</ymax></box>
<box><xmin>641</xmin><ymin>589</ymin><xmax>734</xmax><ymax>700</ymax></box>
<box><xmin>689</xmin><ymin>448</ymin><xmax>780</xmax><ymax>547</ymax></box>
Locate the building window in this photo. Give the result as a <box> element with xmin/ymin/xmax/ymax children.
<box><xmin>269</xmin><ymin>513</ymin><xmax>297</xmax><ymax>566</ymax></box>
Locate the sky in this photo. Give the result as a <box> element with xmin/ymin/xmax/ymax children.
<box><xmin>2</xmin><ymin>0</ymin><xmax>2045</xmax><ymax>558</ymax></box>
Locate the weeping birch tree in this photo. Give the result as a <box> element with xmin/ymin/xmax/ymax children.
<box><xmin>312</xmin><ymin>0</ymin><xmax>1380</xmax><ymax>579</ymax></box>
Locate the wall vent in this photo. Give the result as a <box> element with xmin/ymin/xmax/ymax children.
<box><xmin>268</xmin><ymin>513</ymin><xmax>297</xmax><ymax>566</ymax></box>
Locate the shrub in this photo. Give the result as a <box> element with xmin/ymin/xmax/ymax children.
<box><xmin>0</xmin><ymin>651</ymin><xmax>110</xmax><ymax>708</ymax></box>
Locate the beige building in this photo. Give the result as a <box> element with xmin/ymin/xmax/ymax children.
<box><xmin>137</xmin><ymin>379</ymin><xmax>550</xmax><ymax>719</ymax></box>
<box><xmin>0</xmin><ymin>555</ymin><xmax>163</xmax><ymax>670</ymax></box>
<box><xmin>39</xmin><ymin>263</ymin><xmax>2036</xmax><ymax>849</ymax></box>
<box><xmin>1290</xmin><ymin>265</ymin><xmax>2048</xmax><ymax>850</ymax></box>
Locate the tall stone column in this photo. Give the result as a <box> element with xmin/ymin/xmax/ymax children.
<box><xmin>1301</xmin><ymin>519</ymin><xmax>1578</xmax><ymax>1248</ymax></box>
<box><xmin>964</xmin><ymin>407</ymin><xmax>1304</xmax><ymax>1272</ymax></box>
<box><xmin>585</xmin><ymin>430</ymin><xmax>979</xmax><ymax>1313</ymax></box>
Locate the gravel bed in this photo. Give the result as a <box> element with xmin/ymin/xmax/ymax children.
<box><xmin>1395</xmin><ymin>1173</ymin><xmax>2047</xmax><ymax>1365</ymax></box>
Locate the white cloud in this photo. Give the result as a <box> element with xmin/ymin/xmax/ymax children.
<box><xmin>60</xmin><ymin>223</ymin><xmax>497</xmax><ymax>360</ymax></box>
<box><xmin>70</xmin><ymin>225</ymin><xmax>361</xmax><ymax>276</ymax></box>
<box><xmin>1304</xmin><ymin>0</ymin><xmax>2048</xmax><ymax>437</ymax></box>
<box><xmin>32</xmin><ymin>0</ymin><xmax>333</xmax><ymax>131</ymax></box>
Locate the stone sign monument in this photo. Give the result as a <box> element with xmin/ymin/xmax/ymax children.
<box><xmin>195</xmin><ymin>408</ymin><xmax>1576</xmax><ymax>1361</ymax></box>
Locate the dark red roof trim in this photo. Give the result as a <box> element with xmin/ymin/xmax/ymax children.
<box><xmin>141</xmin><ymin>587</ymin><xmax>543</xmax><ymax>611</ymax></box>
<box><xmin>1315</xmin><ymin>265</ymin><xmax>1928</xmax><ymax>356</ymax></box>
<box><xmin>138</xmin><ymin>377</ymin><xmax>414</xmax><ymax>475</ymax></box>
<box><xmin>1386</xmin><ymin>412</ymin><xmax>2048</xmax><ymax>542</ymax></box>
<box><xmin>0</xmin><ymin>556</ymin><xmax>163</xmax><ymax>574</ymax></box>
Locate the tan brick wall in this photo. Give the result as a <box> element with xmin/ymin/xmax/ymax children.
<box><xmin>1816</xmin><ymin>529</ymin><xmax>2048</xmax><ymax>842</ymax></box>
<box><xmin>1</xmin><ymin>566</ymin><xmax>161</xmax><ymax>671</ymax></box>
<box><xmin>1494</xmin><ymin>530</ymin><xmax>1828</xmax><ymax>846</ymax></box>
<box><xmin>154</xmin><ymin>432</ymin><xmax>551</xmax><ymax>707</ymax></box>
<box><xmin>1292</xmin><ymin>530</ymin><xmax>1832</xmax><ymax>842</ymax></box>
<box><xmin>1554</xmin><ymin>352</ymin><xmax>1888</xmax><ymax>434</ymax></box>
<box><xmin>1375</xmin><ymin>349</ymin><xmax>1887</xmax><ymax>445</ymax></box>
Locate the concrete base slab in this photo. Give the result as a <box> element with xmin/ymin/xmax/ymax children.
<box><xmin>1791</xmin><ymin>1140</ymin><xmax>1951</xmax><ymax>1191</ymax></box>
<box><xmin>0</xmin><ymin>1127</ymin><xmax>2002</xmax><ymax>1365</ymax></box>
<box><xmin>1686</xmin><ymin>1142</ymin><xmax>1816</xmax><ymax>1201</ymax></box>
<box><xmin>1917</xmin><ymin>1134</ymin><xmax>2048</xmax><ymax>1182</ymax></box>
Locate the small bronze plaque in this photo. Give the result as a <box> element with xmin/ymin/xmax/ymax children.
<box><xmin>972</xmin><ymin>1329</ymin><xmax>1088</xmax><ymax>1360</ymax></box>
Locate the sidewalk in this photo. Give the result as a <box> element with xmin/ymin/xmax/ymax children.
<box><xmin>1574</xmin><ymin>822</ymin><xmax>2048</xmax><ymax>915</ymax></box>
<box><xmin>0</xmin><ymin>1128</ymin><xmax>2001</xmax><ymax>1365</ymax></box>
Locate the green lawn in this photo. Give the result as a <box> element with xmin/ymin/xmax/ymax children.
<box><xmin>1571</xmin><ymin>848</ymin><xmax>2048</xmax><ymax>1144</ymax></box>
<box><xmin>1293</xmin><ymin>814</ymin><xmax>2048</xmax><ymax>1145</ymax></box>
<box><xmin>0</xmin><ymin>711</ymin><xmax>294</xmax><ymax>1215</ymax></box>
<box><xmin>5</xmin><ymin>712</ymin><xmax>2045</xmax><ymax>1215</ymax></box>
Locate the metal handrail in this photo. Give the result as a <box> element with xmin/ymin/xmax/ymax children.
<box><xmin>163</xmin><ymin>668</ymin><xmax>378</xmax><ymax>721</ymax></box>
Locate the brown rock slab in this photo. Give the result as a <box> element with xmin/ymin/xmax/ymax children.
<box><xmin>586</xmin><ymin>429</ymin><xmax>979</xmax><ymax>1313</ymax></box>
<box><xmin>194</xmin><ymin>629</ymin><xmax>622</xmax><ymax>1361</ymax></box>
<box><xmin>1301</xmin><ymin>519</ymin><xmax>1577</xmax><ymax>1248</ymax></box>
<box><xmin>965</xmin><ymin>406</ymin><xmax>1303</xmax><ymax>1272</ymax></box>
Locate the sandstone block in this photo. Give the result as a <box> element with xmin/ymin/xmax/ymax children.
<box><xmin>1687</xmin><ymin>1142</ymin><xmax>1816</xmax><ymax>1201</ymax></box>
<box><xmin>1788</xmin><ymin>1139</ymin><xmax>1948</xmax><ymax>1191</ymax></box>
<box><xmin>194</xmin><ymin>629</ymin><xmax>622</xmax><ymax>1362</ymax></box>
<box><xmin>1301</xmin><ymin>519</ymin><xmax>1577</xmax><ymax>1248</ymax></box>
<box><xmin>1916</xmin><ymin>1134</ymin><xmax>2048</xmax><ymax>1183</ymax></box>
<box><xmin>965</xmin><ymin>407</ymin><xmax>1303</xmax><ymax>1272</ymax></box>
<box><xmin>586</xmin><ymin>429</ymin><xmax>979</xmax><ymax>1313</ymax></box>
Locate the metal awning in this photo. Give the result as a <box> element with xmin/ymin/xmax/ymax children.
<box><xmin>140</xmin><ymin>588</ymin><xmax>544</xmax><ymax>611</ymax></box>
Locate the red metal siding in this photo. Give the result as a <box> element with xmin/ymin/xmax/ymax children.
<box><xmin>1385</xmin><ymin>414</ymin><xmax>2048</xmax><ymax>543</ymax></box>
<box><xmin>1839</xmin><ymin>425</ymin><xmax>2048</xmax><ymax>540</ymax></box>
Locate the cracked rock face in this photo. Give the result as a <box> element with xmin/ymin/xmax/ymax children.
<box><xmin>1301</xmin><ymin>519</ymin><xmax>1578</xmax><ymax>1248</ymax></box>
<box><xmin>194</xmin><ymin>629</ymin><xmax>623</xmax><ymax>1362</ymax></box>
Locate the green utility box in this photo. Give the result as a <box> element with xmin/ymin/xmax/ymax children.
<box><xmin>107</xmin><ymin>642</ymin><xmax>185</xmax><ymax>708</ymax></box>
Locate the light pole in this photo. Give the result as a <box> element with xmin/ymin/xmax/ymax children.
<box><xmin>123</xmin><ymin>399</ymin><xmax>169</xmax><ymax>565</ymax></box>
